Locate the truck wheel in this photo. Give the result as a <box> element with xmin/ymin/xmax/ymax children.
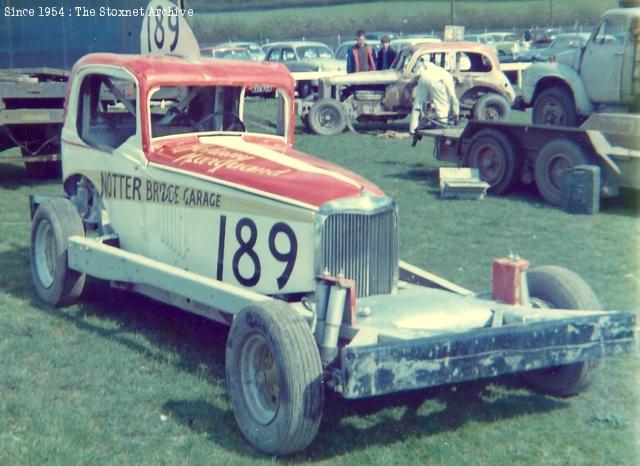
<box><xmin>532</xmin><ymin>87</ymin><xmax>577</xmax><ymax>126</ymax></box>
<box><xmin>226</xmin><ymin>300</ymin><xmax>324</xmax><ymax>455</ymax></box>
<box><xmin>308</xmin><ymin>99</ymin><xmax>347</xmax><ymax>136</ymax></box>
<box><xmin>534</xmin><ymin>138</ymin><xmax>589</xmax><ymax>205</ymax></box>
<box><xmin>30</xmin><ymin>198</ymin><xmax>86</xmax><ymax>307</ymax></box>
<box><xmin>465</xmin><ymin>129</ymin><xmax>519</xmax><ymax>194</ymax></box>
<box><xmin>521</xmin><ymin>266</ymin><xmax>602</xmax><ymax>397</ymax></box>
<box><xmin>473</xmin><ymin>93</ymin><xmax>511</xmax><ymax>121</ymax></box>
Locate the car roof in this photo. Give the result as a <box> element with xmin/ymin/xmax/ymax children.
<box><xmin>414</xmin><ymin>41</ymin><xmax>495</xmax><ymax>53</ymax></box>
<box><xmin>553</xmin><ymin>32</ymin><xmax>591</xmax><ymax>39</ymax></box>
<box><xmin>72</xmin><ymin>53</ymin><xmax>293</xmax><ymax>91</ymax></box>
<box><xmin>604</xmin><ymin>7</ymin><xmax>640</xmax><ymax>18</ymax></box>
<box><xmin>201</xmin><ymin>46</ymin><xmax>249</xmax><ymax>52</ymax></box>
<box><xmin>265</xmin><ymin>41</ymin><xmax>331</xmax><ymax>48</ymax></box>
<box><xmin>216</xmin><ymin>41</ymin><xmax>261</xmax><ymax>47</ymax></box>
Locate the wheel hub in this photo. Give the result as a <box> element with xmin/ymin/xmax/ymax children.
<box><xmin>240</xmin><ymin>333</ymin><xmax>280</xmax><ymax>425</ymax></box>
<box><xmin>34</xmin><ymin>219</ymin><xmax>57</xmax><ymax>289</ymax></box>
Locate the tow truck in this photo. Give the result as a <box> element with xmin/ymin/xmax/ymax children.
<box><xmin>28</xmin><ymin>3</ymin><xmax>636</xmax><ymax>455</ymax></box>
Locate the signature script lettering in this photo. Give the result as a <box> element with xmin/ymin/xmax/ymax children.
<box><xmin>171</xmin><ymin>145</ymin><xmax>292</xmax><ymax>177</ymax></box>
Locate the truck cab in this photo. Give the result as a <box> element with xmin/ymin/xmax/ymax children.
<box><xmin>519</xmin><ymin>6</ymin><xmax>640</xmax><ymax>125</ymax></box>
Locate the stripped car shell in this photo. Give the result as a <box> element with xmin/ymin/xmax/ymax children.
<box><xmin>31</xmin><ymin>50</ymin><xmax>636</xmax><ymax>455</ymax></box>
<box><xmin>299</xmin><ymin>42</ymin><xmax>516</xmax><ymax>135</ymax></box>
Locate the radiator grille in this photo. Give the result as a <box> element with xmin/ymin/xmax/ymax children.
<box><xmin>320</xmin><ymin>209</ymin><xmax>398</xmax><ymax>297</ymax></box>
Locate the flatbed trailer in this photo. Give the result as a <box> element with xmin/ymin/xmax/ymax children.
<box><xmin>417</xmin><ymin>113</ymin><xmax>640</xmax><ymax>205</ymax></box>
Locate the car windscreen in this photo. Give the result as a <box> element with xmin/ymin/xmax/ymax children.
<box><xmin>296</xmin><ymin>46</ymin><xmax>334</xmax><ymax>59</ymax></box>
<box><xmin>149</xmin><ymin>85</ymin><xmax>287</xmax><ymax>139</ymax></box>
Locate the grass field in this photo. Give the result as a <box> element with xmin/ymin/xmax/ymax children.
<box><xmin>0</xmin><ymin>107</ymin><xmax>638</xmax><ymax>464</ymax></box>
<box><xmin>191</xmin><ymin>0</ymin><xmax>619</xmax><ymax>44</ymax></box>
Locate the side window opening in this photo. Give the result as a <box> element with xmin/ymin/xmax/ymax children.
<box><xmin>458</xmin><ymin>53</ymin><xmax>492</xmax><ymax>72</ymax></box>
<box><xmin>76</xmin><ymin>74</ymin><xmax>137</xmax><ymax>151</ymax></box>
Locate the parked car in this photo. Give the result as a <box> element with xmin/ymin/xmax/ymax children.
<box><xmin>214</xmin><ymin>41</ymin><xmax>266</xmax><ymax>61</ymax></box>
<box><xmin>531</xmin><ymin>32</ymin><xmax>591</xmax><ymax>62</ymax></box>
<box><xmin>299</xmin><ymin>42</ymin><xmax>515</xmax><ymax>135</ymax></box>
<box><xmin>264</xmin><ymin>41</ymin><xmax>344</xmax><ymax>72</ymax></box>
<box><xmin>485</xmin><ymin>32</ymin><xmax>521</xmax><ymax>56</ymax></box>
<box><xmin>200</xmin><ymin>46</ymin><xmax>253</xmax><ymax>60</ymax></box>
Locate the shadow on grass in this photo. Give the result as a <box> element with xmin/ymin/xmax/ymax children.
<box><xmin>0</xmin><ymin>158</ymin><xmax>61</xmax><ymax>190</ymax></box>
<box><xmin>162</xmin><ymin>377</ymin><xmax>567</xmax><ymax>461</ymax></box>
<box><xmin>0</xmin><ymin>246</ymin><xmax>570</xmax><ymax>459</ymax></box>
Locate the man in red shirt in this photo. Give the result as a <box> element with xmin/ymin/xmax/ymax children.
<box><xmin>346</xmin><ymin>30</ymin><xmax>376</xmax><ymax>73</ymax></box>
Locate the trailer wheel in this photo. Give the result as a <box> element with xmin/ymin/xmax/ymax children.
<box><xmin>473</xmin><ymin>93</ymin><xmax>511</xmax><ymax>121</ymax></box>
<box><xmin>521</xmin><ymin>266</ymin><xmax>601</xmax><ymax>397</ymax></box>
<box><xmin>535</xmin><ymin>138</ymin><xmax>589</xmax><ymax>205</ymax></box>
<box><xmin>532</xmin><ymin>87</ymin><xmax>577</xmax><ymax>126</ymax></box>
<box><xmin>226</xmin><ymin>300</ymin><xmax>324</xmax><ymax>455</ymax></box>
<box><xmin>308</xmin><ymin>99</ymin><xmax>347</xmax><ymax>136</ymax></box>
<box><xmin>465</xmin><ymin>129</ymin><xmax>519</xmax><ymax>194</ymax></box>
<box><xmin>30</xmin><ymin>198</ymin><xmax>86</xmax><ymax>307</ymax></box>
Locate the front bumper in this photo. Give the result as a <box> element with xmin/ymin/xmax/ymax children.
<box><xmin>339</xmin><ymin>310</ymin><xmax>635</xmax><ymax>398</ymax></box>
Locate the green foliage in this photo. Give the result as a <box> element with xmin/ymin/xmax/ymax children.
<box><xmin>189</xmin><ymin>0</ymin><xmax>618</xmax><ymax>43</ymax></box>
<box><xmin>0</xmin><ymin>106</ymin><xmax>638</xmax><ymax>464</ymax></box>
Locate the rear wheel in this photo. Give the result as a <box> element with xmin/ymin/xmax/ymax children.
<box><xmin>226</xmin><ymin>300</ymin><xmax>324</xmax><ymax>455</ymax></box>
<box><xmin>30</xmin><ymin>198</ymin><xmax>86</xmax><ymax>307</ymax></box>
<box><xmin>521</xmin><ymin>266</ymin><xmax>601</xmax><ymax>397</ymax></box>
<box><xmin>473</xmin><ymin>93</ymin><xmax>511</xmax><ymax>121</ymax></box>
<box><xmin>465</xmin><ymin>129</ymin><xmax>519</xmax><ymax>194</ymax></box>
<box><xmin>535</xmin><ymin>138</ymin><xmax>589</xmax><ymax>205</ymax></box>
<box><xmin>308</xmin><ymin>98</ymin><xmax>347</xmax><ymax>136</ymax></box>
<box><xmin>532</xmin><ymin>87</ymin><xmax>577</xmax><ymax>126</ymax></box>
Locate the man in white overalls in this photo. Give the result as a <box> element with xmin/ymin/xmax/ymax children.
<box><xmin>410</xmin><ymin>59</ymin><xmax>460</xmax><ymax>137</ymax></box>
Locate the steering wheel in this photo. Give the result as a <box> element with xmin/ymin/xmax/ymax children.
<box><xmin>157</xmin><ymin>106</ymin><xmax>198</xmax><ymax>129</ymax></box>
<box><xmin>196</xmin><ymin>111</ymin><xmax>246</xmax><ymax>132</ymax></box>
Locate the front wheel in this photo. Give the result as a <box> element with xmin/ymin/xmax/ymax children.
<box><xmin>308</xmin><ymin>98</ymin><xmax>347</xmax><ymax>136</ymax></box>
<box><xmin>521</xmin><ymin>266</ymin><xmax>602</xmax><ymax>397</ymax></box>
<box><xmin>532</xmin><ymin>87</ymin><xmax>577</xmax><ymax>126</ymax></box>
<box><xmin>226</xmin><ymin>300</ymin><xmax>324</xmax><ymax>455</ymax></box>
<box><xmin>30</xmin><ymin>198</ymin><xmax>86</xmax><ymax>306</ymax></box>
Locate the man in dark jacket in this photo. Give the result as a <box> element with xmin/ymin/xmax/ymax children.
<box><xmin>376</xmin><ymin>36</ymin><xmax>397</xmax><ymax>70</ymax></box>
<box><xmin>347</xmin><ymin>30</ymin><xmax>376</xmax><ymax>73</ymax></box>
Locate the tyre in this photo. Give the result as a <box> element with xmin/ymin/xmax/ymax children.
<box><xmin>473</xmin><ymin>93</ymin><xmax>511</xmax><ymax>121</ymax></box>
<box><xmin>532</xmin><ymin>86</ymin><xmax>578</xmax><ymax>126</ymax></box>
<box><xmin>307</xmin><ymin>98</ymin><xmax>347</xmax><ymax>136</ymax></box>
<box><xmin>226</xmin><ymin>300</ymin><xmax>324</xmax><ymax>455</ymax></box>
<box><xmin>465</xmin><ymin>129</ymin><xmax>519</xmax><ymax>194</ymax></box>
<box><xmin>30</xmin><ymin>198</ymin><xmax>86</xmax><ymax>307</ymax></box>
<box><xmin>534</xmin><ymin>138</ymin><xmax>589</xmax><ymax>205</ymax></box>
<box><xmin>521</xmin><ymin>266</ymin><xmax>602</xmax><ymax>397</ymax></box>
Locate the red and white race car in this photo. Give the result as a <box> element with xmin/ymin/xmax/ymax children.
<box><xmin>28</xmin><ymin>6</ymin><xmax>636</xmax><ymax>456</ymax></box>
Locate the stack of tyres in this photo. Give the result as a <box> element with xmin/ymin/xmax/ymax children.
<box><xmin>561</xmin><ymin>164</ymin><xmax>600</xmax><ymax>215</ymax></box>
